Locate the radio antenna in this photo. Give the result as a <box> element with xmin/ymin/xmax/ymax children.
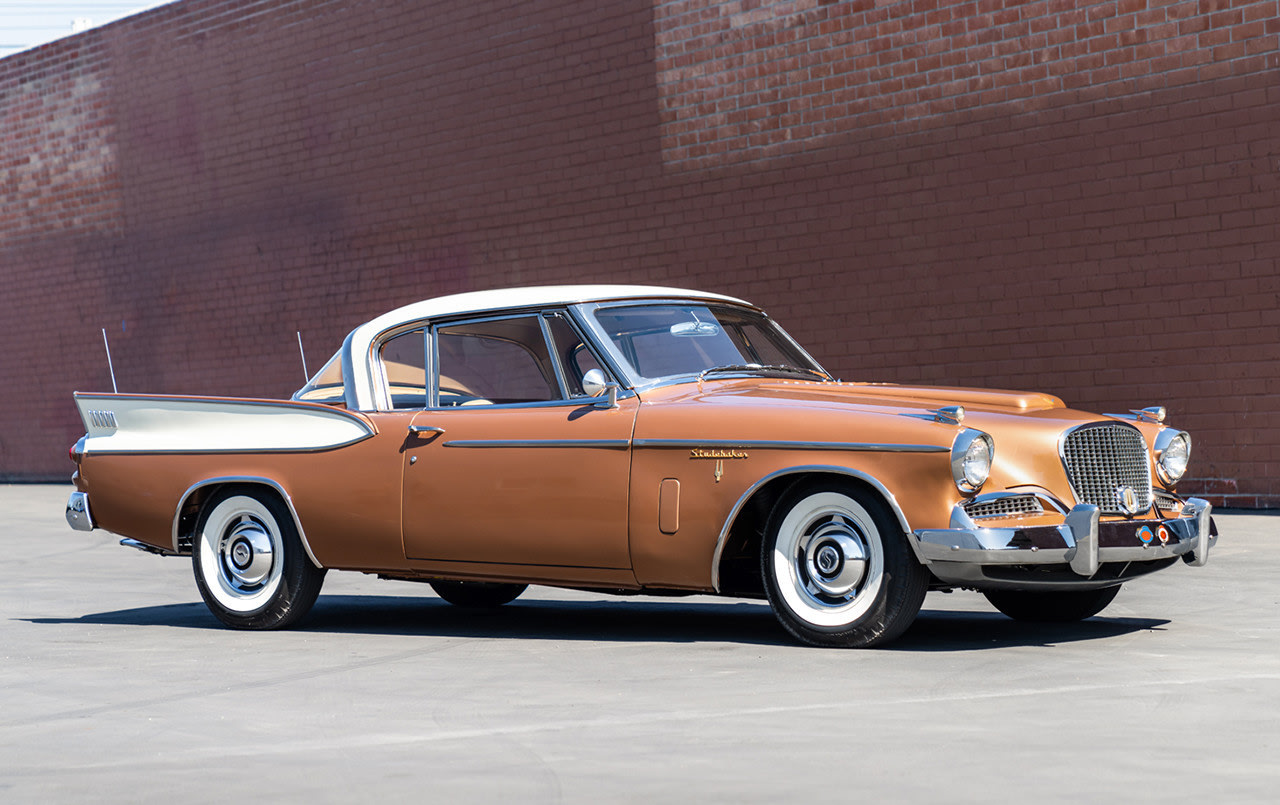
<box><xmin>297</xmin><ymin>331</ymin><xmax>310</xmax><ymax>383</ymax></box>
<box><xmin>101</xmin><ymin>328</ymin><xmax>118</xmax><ymax>393</ymax></box>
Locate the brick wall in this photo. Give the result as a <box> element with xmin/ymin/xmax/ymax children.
<box><xmin>1</xmin><ymin>0</ymin><xmax>1277</xmax><ymax>507</ymax></box>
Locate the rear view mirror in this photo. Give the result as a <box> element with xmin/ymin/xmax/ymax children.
<box><xmin>670</xmin><ymin>321</ymin><xmax>720</xmax><ymax>337</ymax></box>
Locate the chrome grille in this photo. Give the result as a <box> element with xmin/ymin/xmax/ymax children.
<box><xmin>1154</xmin><ymin>490</ymin><xmax>1182</xmax><ymax>512</ymax></box>
<box><xmin>1062</xmin><ymin>423</ymin><xmax>1151</xmax><ymax>514</ymax></box>
<box><xmin>963</xmin><ymin>494</ymin><xmax>1045</xmax><ymax>520</ymax></box>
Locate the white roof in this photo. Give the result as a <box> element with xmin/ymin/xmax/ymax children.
<box><xmin>342</xmin><ymin>284</ymin><xmax>752</xmax><ymax>410</ymax></box>
<box><xmin>360</xmin><ymin>284</ymin><xmax>749</xmax><ymax>337</ymax></box>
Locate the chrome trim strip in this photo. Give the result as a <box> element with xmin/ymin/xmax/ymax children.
<box><xmin>172</xmin><ymin>476</ymin><xmax>322</xmax><ymax>568</ymax></box>
<box><xmin>634</xmin><ymin>439</ymin><xmax>948</xmax><ymax>453</ymax></box>
<box><xmin>427</xmin><ymin>395</ymin><xmax>636</xmax><ymax>412</ymax></box>
<box><xmin>710</xmin><ymin>465</ymin><xmax>916</xmax><ymax>593</ymax></box>
<box><xmin>441</xmin><ymin>439</ymin><xmax>631</xmax><ymax>449</ymax></box>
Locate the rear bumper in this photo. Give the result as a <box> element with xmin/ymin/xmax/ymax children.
<box><xmin>65</xmin><ymin>491</ymin><xmax>95</xmax><ymax>532</ymax></box>
<box><xmin>911</xmin><ymin>497</ymin><xmax>1215</xmax><ymax>590</ymax></box>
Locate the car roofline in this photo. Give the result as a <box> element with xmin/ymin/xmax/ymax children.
<box><xmin>340</xmin><ymin>285</ymin><xmax>756</xmax><ymax>410</ymax></box>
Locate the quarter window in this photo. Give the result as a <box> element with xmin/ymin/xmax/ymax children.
<box><xmin>380</xmin><ymin>329</ymin><xmax>427</xmax><ymax>409</ymax></box>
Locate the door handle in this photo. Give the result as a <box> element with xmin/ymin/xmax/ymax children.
<box><xmin>408</xmin><ymin>425</ymin><xmax>446</xmax><ymax>435</ymax></box>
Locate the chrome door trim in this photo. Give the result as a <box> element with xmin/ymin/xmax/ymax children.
<box><xmin>633</xmin><ymin>439</ymin><xmax>948</xmax><ymax>453</ymax></box>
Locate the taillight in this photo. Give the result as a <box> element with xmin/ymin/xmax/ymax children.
<box><xmin>69</xmin><ymin>435</ymin><xmax>86</xmax><ymax>464</ymax></box>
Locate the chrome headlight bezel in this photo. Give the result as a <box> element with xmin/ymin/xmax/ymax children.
<box><xmin>1153</xmin><ymin>429</ymin><xmax>1191</xmax><ymax>486</ymax></box>
<box><xmin>951</xmin><ymin>429</ymin><xmax>994</xmax><ymax>494</ymax></box>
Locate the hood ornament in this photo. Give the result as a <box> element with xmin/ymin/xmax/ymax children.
<box><xmin>931</xmin><ymin>406</ymin><xmax>965</xmax><ymax>425</ymax></box>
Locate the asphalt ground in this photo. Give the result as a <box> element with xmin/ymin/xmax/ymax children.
<box><xmin>2</xmin><ymin>484</ymin><xmax>1277</xmax><ymax>803</ymax></box>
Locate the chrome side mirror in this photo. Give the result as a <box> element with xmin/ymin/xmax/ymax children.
<box><xmin>582</xmin><ymin>368</ymin><xmax>607</xmax><ymax>397</ymax></box>
<box><xmin>582</xmin><ymin>369</ymin><xmax>619</xmax><ymax>409</ymax></box>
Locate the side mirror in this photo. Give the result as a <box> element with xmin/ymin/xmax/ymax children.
<box><xmin>581</xmin><ymin>368</ymin><xmax>608</xmax><ymax>397</ymax></box>
<box><xmin>582</xmin><ymin>368</ymin><xmax>619</xmax><ymax>410</ymax></box>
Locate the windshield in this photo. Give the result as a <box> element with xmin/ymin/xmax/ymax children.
<box><xmin>588</xmin><ymin>304</ymin><xmax>826</xmax><ymax>384</ymax></box>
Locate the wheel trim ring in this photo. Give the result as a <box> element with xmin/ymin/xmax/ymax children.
<box><xmin>773</xmin><ymin>493</ymin><xmax>885</xmax><ymax>628</ymax></box>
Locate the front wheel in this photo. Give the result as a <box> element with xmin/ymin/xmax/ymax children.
<box><xmin>192</xmin><ymin>488</ymin><xmax>326</xmax><ymax>629</ymax></box>
<box><xmin>762</xmin><ymin>481</ymin><xmax>928</xmax><ymax>648</ymax></box>
<box><xmin>983</xmin><ymin>586</ymin><xmax>1121</xmax><ymax>622</ymax></box>
<box><xmin>429</xmin><ymin>580</ymin><xmax>527</xmax><ymax>608</ymax></box>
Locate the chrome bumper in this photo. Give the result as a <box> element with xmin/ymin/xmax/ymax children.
<box><xmin>66</xmin><ymin>491</ymin><xmax>95</xmax><ymax>532</ymax></box>
<box><xmin>911</xmin><ymin>497</ymin><xmax>1215</xmax><ymax>579</ymax></box>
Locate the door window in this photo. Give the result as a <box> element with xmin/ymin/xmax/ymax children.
<box><xmin>434</xmin><ymin>316</ymin><xmax>559</xmax><ymax>406</ymax></box>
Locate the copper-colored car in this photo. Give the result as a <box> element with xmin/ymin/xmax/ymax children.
<box><xmin>65</xmin><ymin>285</ymin><xmax>1216</xmax><ymax>647</ymax></box>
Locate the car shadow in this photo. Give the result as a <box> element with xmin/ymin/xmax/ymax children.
<box><xmin>891</xmin><ymin>609</ymin><xmax>1171</xmax><ymax>652</ymax></box>
<box><xmin>23</xmin><ymin>595</ymin><xmax>1170</xmax><ymax>650</ymax></box>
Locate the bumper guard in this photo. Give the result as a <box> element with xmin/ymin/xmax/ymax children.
<box><xmin>912</xmin><ymin>497</ymin><xmax>1215</xmax><ymax>579</ymax></box>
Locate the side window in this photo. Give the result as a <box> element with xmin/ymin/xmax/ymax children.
<box><xmin>544</xmin><ymin>313</ymin><xmax>606</xmax><ymax>397</ymax></box>
<box><xmin>380</xmin><ymin>329</ymin><xmax>426</xmax><ymax>409</ymax></box>
<box><xmin>435</xmin><ymin>316</ymin><xmax>559</xmax><ymax>406</ymax></box>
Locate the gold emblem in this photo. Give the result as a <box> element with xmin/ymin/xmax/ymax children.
<box><xmin>690</xmin><ymin>448</ymin><xmax>749</xmax><ymax>460</ymax></box>
<box><xmin>1116</xmin><ymin>485</ymin><xmax>1141</xmax><ymax>516</ymax></box>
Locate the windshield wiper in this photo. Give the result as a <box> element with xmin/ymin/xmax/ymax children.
<box><xmin>696</xmin><ymin>364</ymin><xmax>832</xmax><ymax>383</ymax></box>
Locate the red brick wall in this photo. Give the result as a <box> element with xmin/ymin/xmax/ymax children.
<box><xmin>2</xmin><ymin>0</ymin><xmax>1277</xmax><ymax>507</ymax></box>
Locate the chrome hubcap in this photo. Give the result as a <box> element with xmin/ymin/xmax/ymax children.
<box><xmin>800</xmin><ymin>517</ymin><xmax>869</xmax><ymax>599</ymax></box>
<box><xmin>220</xmin><ymin>516</ymin><xmax>274</xmax><ymax>592</ymax></box>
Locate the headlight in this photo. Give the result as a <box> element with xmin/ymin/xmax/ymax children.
<box><xmin>951</xmin><ymin>429</ymin><xmax>994</xmax><ymax>493</ymax></box>
<box><xmin>1154</xmin><ymin>429</ymin><xmax>1191</xmax><ymax>486</ymax></box>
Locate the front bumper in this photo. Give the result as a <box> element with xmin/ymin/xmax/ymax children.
<box><xmin>911</xmin><ymin>497</ymin><xmax>1215</xmax><ymax>590</ymax></box>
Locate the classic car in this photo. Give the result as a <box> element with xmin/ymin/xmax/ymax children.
<box><xmin>65</xmin><ymin>285</ymin><xmax>1216</xmax><ymax>647</ymax></box>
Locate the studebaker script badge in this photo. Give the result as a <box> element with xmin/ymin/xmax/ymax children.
<box><xmin>690</xmin><ymin>448</ymin><xmax>748</xmax><ymax>483</ymax></box>
<box><xmin>689</xmin><ymin>448</ymin><xmax>749</xmax><ymax>459</ymax></box>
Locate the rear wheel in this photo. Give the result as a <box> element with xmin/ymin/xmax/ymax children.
<box><xmin>192</xmin><ymin>488</ymin><xmax>325</xmax><ymax>629</ymax></box>
<box><xmin>983</xmin><ymin>586</ymin><xmax>1121</xmax><ymax>622</ymax></box>
<box><xmin>762</xmin><ymin>480</ymin><xmax>927</xmax><ymax>648</ymax></box>
<box><xmin>429</xmin><ymin>580</ymin><xmax>527</xmax><ymax>608</ymax></box>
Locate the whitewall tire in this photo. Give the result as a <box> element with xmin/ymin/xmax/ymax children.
<box><xmin>762</xmin><ymin>480</ymin><xmax>927</xmax><ymax>648</ymax></box>
<box><xmin>192</xmin><ymin>488</ymin><xmax>325</xmax><ymax>629</ymax></box>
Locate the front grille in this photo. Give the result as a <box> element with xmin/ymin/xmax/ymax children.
<box><xmin>1154</xmin><ymin>490</ymin><xmax>1182</xmax><ymax>512</ymax></box>
<box><xmin>1062</xmin><ymin>422</ymin><xmax>1152</xmax><ymax>514</ymax></box>
<box><xmin>963</xmin><ymin>494</ymin><xmax>1045</xmax><ymax>520</ymax></box>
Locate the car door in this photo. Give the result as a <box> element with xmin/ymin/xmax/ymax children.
<box><xmin>399</xmin><ymin>311</ymin><xmax>637</xmax><ymax>569</ymax></box>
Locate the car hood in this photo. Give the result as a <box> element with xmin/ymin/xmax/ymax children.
<box><xmin>634</xmin><ymin>378</ymin><xmax>1156</xmax><ymax>495</ymax></box>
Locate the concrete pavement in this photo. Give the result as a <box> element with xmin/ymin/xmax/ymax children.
<box><xmin>2</xmin><ymin>484</ymin><xmax>1277</xmax><ymax>802</ymax></box>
